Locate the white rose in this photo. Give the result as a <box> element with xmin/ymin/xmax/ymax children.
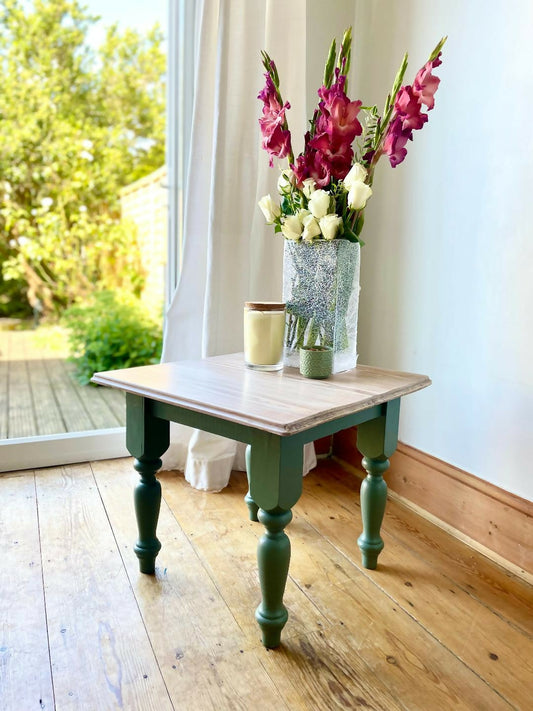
<box><xmin>308</xmin><ymin>189</ymin><xmax>331</xmax><ymax>219</ymax></box>
<box><xmin>347</xmin><ymin>181</ymin><xmax>373</xmax><ymax>210</ymax></box>
<box><xmin>301</xmin><ymin>214</ymin><xmax>321</xmax><ymax>242</ymax></box>
<box><xmin>319</xmin><ymin>214</ymin><xmax>343</xmax><ymax>241</ymax></box>
<box><xmin>343</xmin><ymin>163</ymin><xmax>368</xmax><ymax>190</ymax></box>
<box><xmin>297</xmin><ymin>208</ymin><xmax>311</xmax><ymax>223</ymax></box>
<box><xmin>258</xmin><ymin>194</ymin><xmax>281</xmax><ymax>224</ymax></box>
<box><xmin>281</xmin><ymin>214</ymin><xmax>303</xmax><ymax>240</ymax></box>
<box><xmin>302</xmin><ymin>178</ymin><xmax>316</xmax><ymax>198</ymax></box>
<box><xmin>277</xmin><ymin>169</ymin><xmax>296</xmax><ymax>194</ymax></box>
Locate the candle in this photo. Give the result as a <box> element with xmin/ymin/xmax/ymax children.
<box><xmin>244</xmin><ymin>302</ymin><xmax>285</xmax><ymax>371</ymax></box>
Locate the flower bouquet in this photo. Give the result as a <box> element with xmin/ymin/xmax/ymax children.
<box><xmin>258</xmin><ymin>27</ymin><xmax>446</xmax><ymax>370</ymax></box>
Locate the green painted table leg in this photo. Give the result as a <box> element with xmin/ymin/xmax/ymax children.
<box><xmin>357</xmin><ymin>456</ymin><xmax>389</xmax><ymax>569</ymax></box>
<box><xmin>356</xmin><ymin>399</ymin><xmax>400</xmax><ymax>570</ymax></box>
<box><xmin>133</xmin><ymin>456</ymin><xmax>163</xmax><ymax>574</ymax></box>
<box><xmin>244</xmin><ymin>445</ymin><xmax>259</xmax><ymax>522</ymax></box>
<box><xmin>126</xmin><ymin>393</ymin><xmax>170</xmax><ymax>575</ymax></box>
<box><xmin>248</xmin><ymin>433</ymin><xmax>303</xmax><ymax>647</ymax></box>
<box><xmin>255</xmin><ymin>507</ymin><xmax>293</xmax><ymax>648</ymax></box>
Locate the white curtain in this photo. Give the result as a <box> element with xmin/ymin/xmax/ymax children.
<box><xmin>160</xmin><ymin>0</ymin><xmax>316</xmax><ymax>490</ymax></box>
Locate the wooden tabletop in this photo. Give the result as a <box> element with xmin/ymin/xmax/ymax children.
<box><xmin>92</xmin><ymin>353</ymin><xmax>431</xmax><ymax>436</ymax></box>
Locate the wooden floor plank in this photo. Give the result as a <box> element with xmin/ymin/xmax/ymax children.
<box><xmin>41</xmin><ymin>360</ymin><xmax>95</xmax><ymax>433</ymax></box>
<box><xmin>0</xmin><ymin>329</ymin><xmax>12</xmax><ymax>438</ymax></box>
<box><xmin>383</xmin><ymin>497</ymin><xmax>533</xmax><ymax>636</ymax></box>
<box><xmin>288</xmin><ymin>518</ymin><xmax>513</xmax><ymax>710</ymax></box>
<box><xmin>65</xmin><ymin>363</ymin><xmax>122</xmax><ymax>430</ymax></box>
<box><xmin>183</xmin><ymin>467</ymin><xmax>513</xmax><ymax>711</ymax></box>
<box><xmin>0</xmin><ymin>356</ymin><xmax>8</xmax><ymax>439</ymax></box>
<box><xmin>35</xmin><ymin>463</ymin><xmax>173</xmax><ymax>711</ymax></box>
<box><xmin>1</xmin><ymin>327</ymin><xmax>126</xmax><ymax>439</ymax></box>
<box><xmin>333</xmin><ymin>461</ymin><xmax>533</xmax><ymax>637</ymax></box>
<box><xmin>7</xmin><ymin>359</ymin><xmax>36</xmax><ymax>438</ymax></box>
<box><xmin>159</xmin><ymin>650</ymin><xmax>292</xmax><ymax>711</ymax></box>
<box><xmin>260</xmin><ymin>625</ymin><xmax>407</xmax><ymax>711</ymax></box>
<box><xmin>91</xmin><ymin>458</ymin><xmax>291</xmax><ymax>710</ymax></box>
<box><xmin>94</xmin><ymin>460</ymin><xmax>414</xmax><ymax>710</ymax></box>
<box><xmin>158</xmin><ymin>470</ymin><xmax>329</xmax><ymax>645</ymax></box>
<box><xmin>0</xmin><ymin>471</ymin><xmax>54</xmax><ymax>710</ymax></box>
<box><xmin>28</xmin><ymin>356</ymin><xmax>66</xmax><ymax>435</ymax></box>
<box><xmin>2</xmin><ymin>456</ymin><xmax>531</xmax><ymax>710</ymax></box>
<box><xmin>300</xmin><ymin>463</ymin><xmax>533</xmax><ymax>709</ymax></box>
<box><xmin>6</xmin><ymin>329</ymin><xmax>35</xmax><ymax>437</ymax></box>
<box><xmin>98</xmin><ymin>387</ymin><xmax>126</xmax><ymax>425</ymax></box>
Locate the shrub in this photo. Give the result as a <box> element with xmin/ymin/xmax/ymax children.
<box><xmin>63</xmin><ymin>291</ymin><xmax>163</xmax><ymax>385</ymax></box>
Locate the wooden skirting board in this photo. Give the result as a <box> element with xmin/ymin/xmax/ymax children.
<box><xmin>333</xmin><ymin>429</ymin><xmax>533</xmax><ymax>579</ymax></box>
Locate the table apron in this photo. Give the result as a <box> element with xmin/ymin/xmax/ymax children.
<box><xmin>149</xmin><ymin>399</ymin><xmax>390</xmax><ymax>447</ymax></box>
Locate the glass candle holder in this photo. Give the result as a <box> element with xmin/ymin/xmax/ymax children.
<box><xmin>244</xmin><ymin>302</ymin><xmax>286</xmax><ymax>371</ymax></box>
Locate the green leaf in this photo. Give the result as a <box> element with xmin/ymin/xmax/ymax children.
<box><xmin>323</xmin><ymin>38</ymin><xmax>337</xmax><ymax>88</ymax></box>
<box><xmin>354</xmin><ymin>212</ymin><xmax>365</xmax><ymax>236</ymax></box>
<box><xmin>429</xmin><ymin>36</ymin><xmax>447</xmax><ymax>62</ymax></box>
<box><xmin>338</xmin><ymin>26</ymin><xmax>352</xmax><ymax>73</ymax></box>
<box><xmin>342</xmin><ymin>227</ymin><xmax>359</xmax><ymax>243</ymax></box>
<box><xmin>384</xmin><ymin>51</ymin><xmax>408</xmax><ymax>117</ymax></box>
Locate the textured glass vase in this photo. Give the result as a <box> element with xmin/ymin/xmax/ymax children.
<box><xmin>283</xmin><ymin>239</ymin><xmax>360</xmax><ymax>373</ymax></box>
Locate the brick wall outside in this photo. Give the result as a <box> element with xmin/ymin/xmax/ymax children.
<box><xmin>120</xmin><ymin>166</ymin><xmax>168</xmax><ymax>317</ymax></box>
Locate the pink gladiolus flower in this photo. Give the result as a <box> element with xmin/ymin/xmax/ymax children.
<box><xmin>413</xmin><ymin>53</ymin><xmax>442</xmax><ymax>110</ymax></box>
<box><xmin>257</xmin><ymin>73</ymin><xmax>283</xmax><ymax>112</ymax></box>
<box><xmin>293</xmin><ymin>137</ymin><xmax>331</xmax><ymax>188</ymax></box>
<box><xmin>328</xmin><ymin>95</ymin><xmax>363</xmax><ymax>142</ymax></box>
<box><xmin>384</xmin><ymin>52</ymin><xmax>443</xmax><ymax>168</ymax></box>
<box><xmin>317</xmin><ymin>72</ymin><xmax>363</xmax><ymax>144</ymax></box>
<box><xmin>394</xmin><ymin>86</ymin><xmax>428</xmax><ymax>131</ymax></box>
<box><xmin>258</xmin><ymin>63</ymin><xmax>293</xmax><ymax>166</ymax></box>
<box><xmin>299</xmin><ymin>72</ymin><xmax>362</xmax><ymax>183</ymax></box>
<box><xmin>309</xmin><ymin>132</ymin><xmax>353</xmax><ymax>180</ymax></box>
<box><xmin>260</xmin><ymin>118</ymin><xmax>292</xmax><ymax>166</ymax></box>
<box><xmin>383</xmin><ymin>116</ymin><xmax>412</xmax><ymax>168</ymax></box>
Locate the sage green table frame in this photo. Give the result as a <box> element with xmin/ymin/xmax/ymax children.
<box><xmin>93</xmin><ymin>355</ymin><xmax>430</xmax><ymax>649</ymax></box>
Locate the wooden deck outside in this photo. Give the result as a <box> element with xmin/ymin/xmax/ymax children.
<box><xmin>0</xmin><ymin>324</ymin><xmax>125</xmax><ymax>439</ymax></box>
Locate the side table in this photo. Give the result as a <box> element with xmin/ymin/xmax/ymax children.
<box><xmin>93</xmin><ymin>353</ymin><xmax>430</xmax><ymax>648</ymax></box>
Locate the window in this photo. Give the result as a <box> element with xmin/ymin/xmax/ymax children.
<box><xmin>0</xmin><ymin>1</ymin><xmax>168</xmax><ymax>472</ymax></box>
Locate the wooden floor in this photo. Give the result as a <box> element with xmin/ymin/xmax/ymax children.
<box><xmin>1</xmin><ymin>458</ymin><xmax>532</xmax><ymax>711</ymax></box>
<box><xmin>0</xmin><ymin>325</ymin><xmax>125</xmax><ymax>439</ymax></box>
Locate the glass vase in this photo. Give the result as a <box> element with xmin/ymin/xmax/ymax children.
<box><xmin>283</xmin><ymin>239</ymin><xmax>360</xmax><ymax>373</ymax></box>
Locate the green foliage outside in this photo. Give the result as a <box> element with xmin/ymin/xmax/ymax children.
<box><xmin>62</xmin><ymin>291</ymin><xmax>163</xmax><ymax>385</ymax></box>
<box><xmin>0</xmin><ymin>0</ymin><xmax>166</xmax><ymax>316</ymax></box>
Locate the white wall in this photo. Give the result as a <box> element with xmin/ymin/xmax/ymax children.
<box><xmin>343</xmin><ymin>0</ymin><xmax>533</xmax><ymax>500</ymax></box>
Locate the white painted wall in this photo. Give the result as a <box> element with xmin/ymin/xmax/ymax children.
<box><xmin>278</xmin><ymin>0</ymin><xmax>532</xmax><ymax>500</ymax></box>
<box><xmin>341</xmin><ymin>0</ymin><xmax>533</xmax><ymax>500</ymax></box>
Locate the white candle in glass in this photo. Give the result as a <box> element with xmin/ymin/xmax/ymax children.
<box><xmin>244</xmin><ymin>302</ymin><xmax>285</xmax><ymax>371</ymax></box>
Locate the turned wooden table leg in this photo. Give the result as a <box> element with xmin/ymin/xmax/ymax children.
<box><xmin>126</xmin><ymin>393</ymin><xmax>170</xmax><ymax>575</ymax></box>
<box><xmin>244</xmin><ymin>444</ymin><xmax>259</xmax><ymax>522</ymax></box>
<box><xmin>357</xmin><ymin>456</ymin><xmax>389</xmax><ymax>569</ymax></box>
<box><xmin>247</xmin><ymin>433</ymin><xmax>303</xmax><ymax>647</ymax></box>
<box><xmin>133</xmin><ymin>456</ymin><xmax>163</xmax><ymax>574</ymax></box>
<box><xmin>256</xmin><ymin>507</ymin><xmax>293</xmax><ymax>648</ymax></box>
<box><xmin>356</xmin><ymin>399</ymin><xmax>400</xmax><ymax>570</ymax></box>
